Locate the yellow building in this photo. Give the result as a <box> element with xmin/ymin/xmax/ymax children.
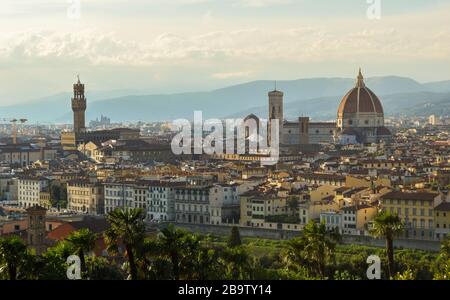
<box><xmin>240</xmin><ymin>188</ymin><xmax>305</xmax><ymax>228</ymax></box>
<box><xmin>67</xmin><ymin>180</ymin><xmax>104</xmax><ymax>215</ymax></box>
<box><xmin>341</xmin><ymin>204</ymin><xmax>378</xmax><ymax>235</ymax></box>
<box><xmin>310</xmin><ymin>185</ymin><xmax>337</xmax><ymax>202</ymax></box>
<box><xmin>380</xmin><ymin>191</ymin><xmax>441</xmax><ymax>240</ymax></box>
<box><xmin>345</xmin><ymin>175</ymin><xmax>391</xmax><ymax>189</ymax></box>
<box><xmin>61</xmin><ymin>132</ymin><xmax>77</xmax><ymax>151</ymax></box>
<box><xmin>78</xmin><ymin>141</ymin><xmax>100</xmax><ymax>161</ymax></box>
<box><xmin>434</xmin><ymin>202</ymin><xmax>450</xmax><ymax>240</ymax></box>
<box><xmin>39</xmin><ymin>191</ymin><xmax>51</xmax><ymax>209</ymax></box>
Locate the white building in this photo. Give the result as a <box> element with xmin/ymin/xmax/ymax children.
<box><xmin>148</xmin><ymin>181</ymin><xmax>184</xmax><ymax>222</ymax></box>
<box><xmin>103</xmin><ymin>182</ymin><xmax>134</xmax><ymax>214</ymax></box>
<box><xmin>18</xmin><ymin>177</ymin><xmax>49</xmax><ymax>208</ymax></box>
<box><xmin>175</xmin><ymin>186</ymin><xmax>211</xmax><ymax>224</ymax></box>
<box><xmin>320</xmin><ymin>210</ymin><xmax>342</xmax><ymax>233</ymax></box>
<box><xmin>209</xmin><ymin>183</ymin><xmax>241</xmax><ymax>225</ymax></box>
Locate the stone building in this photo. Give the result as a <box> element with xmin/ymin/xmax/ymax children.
<box><xmin>67</xmin><ymin>180</ymin><xmax>104</xmax><ymax>215</ymax></box>
<box><xmin>175</xmin><ymin>186</ymin><xmax>211</xmax><ymax>224</ymax></box>
<box><xmin>26</xmin><ymin>205</ymin><xmax>47</xmax><ymax>255</ymax></box>
<box><xmin>72</xmin><ymin>76</ymin><xmax>87</xmax><ymax>134</ymax></box>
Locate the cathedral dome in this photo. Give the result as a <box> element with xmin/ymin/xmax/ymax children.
<box><xmin>337</xmin><ymin>69</ymin><xmax>384</xmax><ymax>117</ymax></box>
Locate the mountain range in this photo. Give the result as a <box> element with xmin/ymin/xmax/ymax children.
<box><xmin>1</xmin><ymin>76</ymin><xmax>450</xmax><ymax>123</ymax></box>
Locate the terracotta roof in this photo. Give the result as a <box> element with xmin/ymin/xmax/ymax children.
<box><xmin>435</xmin><ymin>202</ymin><xmax>450</xmax><ymax>212</ymax></box>
<box><xmin>337</xmin><ymin>70</ymin><xmax>384</xmax><ymax>116</ymax></box>
<box><xmin>376</xmin><ymin>126</ymin><xmax>392</xmax><ymax>136</ymax></box>
<box><xmin>380</xmin><ymin>191</ymin><xmax>439</xmax><ymax>201</ymax></box>
<box><xmin>47</xmin><ymin>217</ymin><xmax>110</xmax><ymax>241</ymax></box>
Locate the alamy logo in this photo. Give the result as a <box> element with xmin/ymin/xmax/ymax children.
<box><xmin>367</xmin><ymin>0</ymin><xmax>381</xmax><ymax>20</ymax></box>
<box><xmin>366</xmin><ymin>255</ymin><xmax>381</xmax><ymax>279</ymax></box>
<box><xmin>170</xmin><ymin>111</ymin><xmax>280</xmax><ymax>165</ymax></box>
<box><xmin>67</xmin><ymin>0</ymin><xmax>81</xmax><ymax>20</ymax></box>
<box><xmin>67</xmin><ymin>255</ymin><xmax>81</xmax><ymax>280</ymax></box>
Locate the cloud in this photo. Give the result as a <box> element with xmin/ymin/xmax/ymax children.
<box><xmin>234</xmin><ymin>0</ymin><xmax>293</xmax><ymax>7</ymax></box>
<box><xmin>1</xmin><ymin>26</ymin><xmax>450</xmax><ymax>70</ymax></box>
<box><xmin>212</xmin><ymin>71</ymin><xmax>253</xmax><ymax>79</ymax></box>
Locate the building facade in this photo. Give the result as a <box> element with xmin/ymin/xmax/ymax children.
<box><xmin>67</xmin><ymin>180</ymin><xmax>104</xmax><ymax>215</ymax></box>
<box><xmin>209</xmin><ymin>183</ymin><xmax>240</xmax><ymax>225</ymax></box>
<box><xmin>380</xmin><ymin>191</ymin><xmax>441</xmax><ymax>240</ymax></box>
<box><xmin>175</xmin><ymin>186</ymin><xmax>211</xmax><ymax>224</ymax></box>
<box><xmin>18</xmin><ymin>177</ymin><xmax>49</xmax><ymax>208</ymax></box>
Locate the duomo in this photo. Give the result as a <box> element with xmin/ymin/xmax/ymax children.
<box><xmin>245</xmin><ymin>69</ymin><xmax>392</xmax><ymax>147</ymax></box>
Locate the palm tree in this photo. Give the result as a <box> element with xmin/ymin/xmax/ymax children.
<box><xmin>284</xmin><ymin>221</ymin><xmax>339</xmax><ymax>279</ymax></box>
<box><xmin>104</xmin><ymin>208</ymin><xmax>146</xmax><ymax>280</ymax></box>
<box><xmin>370</xmin><ymin>211</ymin><xmax>404</xmax><ymax>279</ymax></box>
<box><xmin>158</xmin><ymin>224</ymin><xmax>187</xmax><ymax>280</ymax></box>
<box><xmin>66</xmin><ymin>228</ymin><xmax>97</xmax><ymax>278</ymax></box>
<box><xmin>0</xmin><ymin>236</ymin><xmax>29</xmax><ymax>280</ymax></box>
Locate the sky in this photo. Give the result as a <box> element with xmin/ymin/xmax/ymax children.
<box><xmin>0</xmin><ymin>0</ymin><xmax>450</xmax><ymax>104</ymax></box>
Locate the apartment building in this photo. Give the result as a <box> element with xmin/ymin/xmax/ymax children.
<box><xmin>380</xmin><ymin>191</ymin><xmax>441</xmax><ymax>240</ymax></box>
<box><xmin>67</xmin><ymin>180</ymin><xmax>104</xmax><ymax>215</ymax></box>
<box><xmin>209</xmin><ymin>183</ymin><xmax>241</xmax><ymax>225</ymax></box>
<box><xmin>103</xmin><ymin>182</ymin><xmax>134</xmax><ymax>214</ymax></box>
<box><xmin>18</xmin><ymin>177</ymin><xmax>50</xmax><ymax>208</ymax></box>
<box><xmin>175</xmin><ymin>186</ymin><xmax>211</xmax><ymax>224</ymax></box>
<box><xmin>434</xmin><ymin>202</ymin><xmax>450</xmax><ymax>240</ymax></box>
<box><xmin>148</xmin><ymin>181</ymin><xmax>184</xmax><ymax>222</ymax></box>
<box><xmin>341</xmin><ymin>204</ymin><xmax>378</xmax><ymax>235</ymax></box>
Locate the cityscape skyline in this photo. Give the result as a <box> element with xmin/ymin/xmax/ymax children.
<box><xmin>1</xmin><ymin>1</ymin><xmax>450</xmax><ymax>284</ymax></box>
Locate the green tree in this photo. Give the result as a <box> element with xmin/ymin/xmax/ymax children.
<box><xmin>433</xmin><ymin>237</ymin><xmax>450</xmax><ymax>280</ymax></box>
<box><xmin>86</xmin><ymin>256</ymin><xmax>124</xmax><ymax>280</ymax></box>
<box><xmin>66</xmin><ymin>228</ymin><xmax>97</xmax><ymax>278</ymax></box>
<box><xmin>38</xmin><ymin>240</ymin><xmax>76</xmax><ymax>280</ymax></box>
<box><xmin>50</xmin><ymin>183</ymin><xmax>68</xmax><ymax>209</ymax></box>
<box><xmin>370</xmin><ymin>211</ymin><xmax>404</xmax><ymax>279</ymax></box>
<box><xmin>284</xmin><ymin>221</ymin><xmax>340</xmax><ymax>279</ymax></box>
<box><xmin>220</xmin><ymin>246</ymin><xmax>252</xmax><ymax>280</ymax></box>
<box><xmin>157</xmin><ymin>224</ymin><xmax>187</xmax><ymax>280</ymax></box>
<box><xmin>0</xmin><ymin>236</ymin><xmax>31</xmax><ymax>280</ymax></box>
<box><xmin>104</xmin><ymin>208</ymin><xmax>146</xmax><ymax>280</ymax></box>
<box><xmin>228</xmin><ymin>226</ymin><xmax>242</xmax><ymax>248</ymax></box>
<box><xmin>392</xmin><ymin>268</ymin><xmax>416</xmax><ymax>280</ymax></box>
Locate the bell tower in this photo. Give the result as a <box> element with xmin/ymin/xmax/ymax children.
<box><xmin>26</xmin><ymin>205</ymin><xmax>47</xmax><ymax>255</ymax></box>
<box><xmin>72</xmin><ymin>75</ymin><xmax>87</xmax><ymax>134</ymax></box>
<box><xmin>268</xmin><ymin>88</ymin><xmax>284</xmax><ymax>144</ymax></box>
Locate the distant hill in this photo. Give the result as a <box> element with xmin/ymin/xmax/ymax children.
<box><xmin>1</xmin><ymin>76</ymin><xmax>450</xmax><ymax>123</ymax></box>
<box><xmin>234</xmin><ymin>91</ymin><xmax>450</xmax><ymax>121</ymax></box>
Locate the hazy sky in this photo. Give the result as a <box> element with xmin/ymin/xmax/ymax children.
<box><xmin>1</xmin><ymin>0</ymin><xmax>450</xmax><ymax>104</ymax></box>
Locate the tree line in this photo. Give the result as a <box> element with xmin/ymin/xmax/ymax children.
<box><xmin>0</xmin><ymin>209</ymin><xmax>449</xmax><ymax>280</ymax></box>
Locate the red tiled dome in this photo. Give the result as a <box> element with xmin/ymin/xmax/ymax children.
<box><xmin>338</xmin><ymin>70</ymin><xmax>384</xmax><ymax>117</ymax></box>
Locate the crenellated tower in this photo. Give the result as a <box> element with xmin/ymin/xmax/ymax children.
<box><xmin>72</xmin><ymin>75</ymin><xmax>87</xmax><ymax>134</ymax></box>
